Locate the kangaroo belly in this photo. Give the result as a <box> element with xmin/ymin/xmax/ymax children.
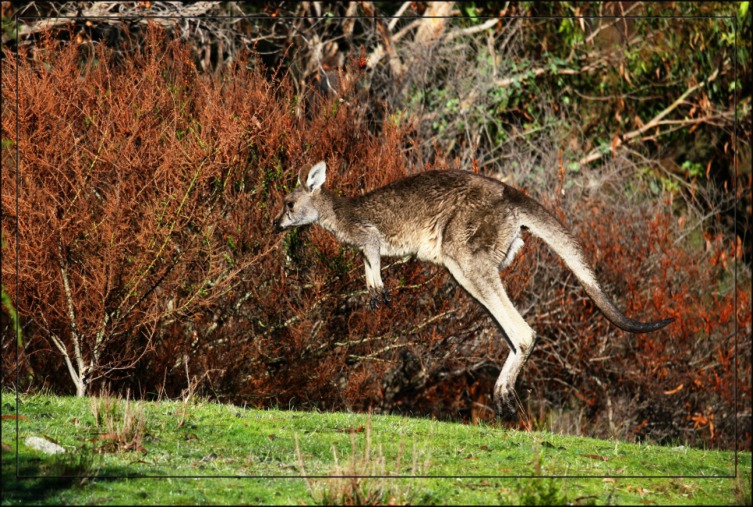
<box><xmin>379</xmin><ymin>228</ymin><xmax>443</xmax><ymax>265</ymax></box>
<box><xmin>415</xmin><ymin>234</ymin><xmax>443</xmax><ymax>264</ymax></box>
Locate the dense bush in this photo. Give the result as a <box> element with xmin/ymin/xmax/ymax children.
<box><xmin>2</xmin><ymin>25</ymin><xmax>750</xmax><ymax>451</ymax></box>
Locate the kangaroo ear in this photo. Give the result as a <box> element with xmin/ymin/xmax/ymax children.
<box><xmin>300</xmin><ymin>161</ymin><xmax>327</xmax><ymax>192</ymax></box>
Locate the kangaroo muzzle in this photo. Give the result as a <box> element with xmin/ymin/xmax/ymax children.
<box><xmin>272</xmin><ymin>218</ymin><xmax>285</xmax><ymax>232</ymax></box>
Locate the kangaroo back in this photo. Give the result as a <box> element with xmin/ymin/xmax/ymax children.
<box><xmin>517</xmin><ymin>195</ymin><xmax>673</xmax><ymax>333</ymax></box>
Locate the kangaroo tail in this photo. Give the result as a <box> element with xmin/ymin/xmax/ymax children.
<box><xmin>516</xmin><ymin>192</ymin><xmax>674</xmax><ymax>333</ymax></box>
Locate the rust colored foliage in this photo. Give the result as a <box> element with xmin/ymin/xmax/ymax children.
<box><xmin>1</xmin><ymin>28</ymin><xmax>749</xmax><ymax>450</ymax></box>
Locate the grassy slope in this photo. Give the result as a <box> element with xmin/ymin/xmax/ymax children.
<box><xmin>1</xmin><ymin>392</ymin><xmax>750</xmax><ymax>505</ymax></box>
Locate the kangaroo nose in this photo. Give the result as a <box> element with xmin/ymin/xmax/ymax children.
<box><xmin>272</xmin><ymin>219</ymin><xmax>283</xmax><ymax>232</ymax></box>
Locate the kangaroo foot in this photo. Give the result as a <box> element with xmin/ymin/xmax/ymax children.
<box><xmin>493</xmin><ymin>390</ymin><xmax>519</xmax><ymax>421</ymax></box>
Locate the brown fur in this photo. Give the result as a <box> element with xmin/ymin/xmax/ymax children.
<box><xmin>273</xmin><ymin>161</ymin><xmax>674</xmax><ymax>418</ymax></box>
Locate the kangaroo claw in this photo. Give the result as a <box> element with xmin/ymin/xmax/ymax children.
<box><xmin>381</xmin><ymin>289</ymin><xmax>391</xmax><ymax>307</ymax></box>
<box><xmin>493</xmin><ymin>390</ymin><xmax>520</xmax><ymax>421</ymax></box>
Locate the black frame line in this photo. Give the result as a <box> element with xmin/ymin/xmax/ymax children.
<box><xmin>5</xmin><ymin>9</ymin><xmax>742</xmax><ymax>482</ymax></box>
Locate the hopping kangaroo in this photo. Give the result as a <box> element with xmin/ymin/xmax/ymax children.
<box><xmin>273</xmin><ymin>161</ymin><xmax>674</xmax><ymax>417</ymax></box>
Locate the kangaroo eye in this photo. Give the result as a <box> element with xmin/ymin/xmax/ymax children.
<box><xmin>286</xmin><ymin>202</ymin><xmax>294</xmax><ymax>210</ymax></box>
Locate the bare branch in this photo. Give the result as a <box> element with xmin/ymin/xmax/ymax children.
<box><xmin>444</xmin><ymin>18</ymin><xmax>498</xmax><ymax>43</ymax></box>
<box><xmin>49</xmin><ymin>333</ymin><xmax>85</xmax><ymax>396</ymax></box>
<box><xmin>57</xmin><ymin>243</ymin><xmax>85</xmax><ymax>385</ymax></box>
<box><xmin>387</xmin><ymin>2</ymin><xmax>413</xmax><ymax>31</ymax></box>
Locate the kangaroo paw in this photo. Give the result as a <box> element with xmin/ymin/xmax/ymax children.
<box><xmin>368</xmin><ymin>290</ymin><xmax>380</xmax><ymax>311</ymax></box>
<box><xmin>493</xmin><ymin>391</ymin><xmax>519</xmax><ymax>421</ymax></box>
<box><xmin>381</xmin><ymin>289</ymin><xmax>392</xmax><ymax>308</ymax></box>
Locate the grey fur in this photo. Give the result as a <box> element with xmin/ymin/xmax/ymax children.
<box><xmin>273</xmin><ymin>161</ymin><xmax>674</xmax><ymax>418</ymax></box>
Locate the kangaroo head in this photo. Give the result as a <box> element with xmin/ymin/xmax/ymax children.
<box><xmin>273</xmin><ymin>161</ymin><xmax>327</xmax><ymax>232</ymax></box>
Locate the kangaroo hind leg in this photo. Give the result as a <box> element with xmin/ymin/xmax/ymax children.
<box><xmin>443</xmin><ymin>255</ymin><xmax>536</xmax><ymax>419</ymax></box>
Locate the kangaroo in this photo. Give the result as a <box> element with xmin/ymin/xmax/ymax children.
<box><xmin>273</xmin><ymin>161</ymin><xmax>674</xmax><ymax>418</ymax></box>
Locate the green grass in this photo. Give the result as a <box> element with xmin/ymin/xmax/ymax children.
<box><xmin>2</xmin><ymin>391</ymin><xmax>750</xmax><ymax>505</ymax></box>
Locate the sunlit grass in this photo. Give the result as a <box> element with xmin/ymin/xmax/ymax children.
<box><xmin>2</xmin><ymin>391</ymin><xmax>749</xmax><ymax>505</ymax></box>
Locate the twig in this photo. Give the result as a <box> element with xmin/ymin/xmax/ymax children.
<box><xmin>494</xmin><ymin>57</ymin><xmax>609</xmax><ymax>88</ymax></box>
<box><xmin>578</xmin><ymin>68</ymin><xmax>720</xmax><ymax>167</ymax></box>
<box><xmin>117</xmin><ymin>158</ymin><xmax>208</xmax><ymax>318</ymax></box>
<box><xmin>387</xmin><ymin>2</ymin><xmax>413</xmax><ymax>31</ymax></box>
<box><xmin>624</xmin><ymin>69</ymin><xmax>720</xmax><ymax>139</ymax></box>
<box><xmin>444</xmin><ymin>18</ymin><xmax>498</xmax><ymax>42</ymax></box>
<box><xmin>392</xmin><ymin>19</ymin><xmax>421</xmax><ymax>42</ymax></box>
